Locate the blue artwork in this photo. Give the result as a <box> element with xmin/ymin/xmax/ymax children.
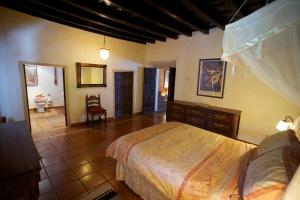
<box><xmin>198</xmin><ymin>59</ymin><xmax>226</xmax><ymax>98</ymax></box>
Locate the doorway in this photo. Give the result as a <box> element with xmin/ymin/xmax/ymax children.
<box><xmin>142</xmin><ymin>68</ymin><xmax>157</xmax><ymax>113</ymax></box>
<box><xmin>155</xmin><ymin>68</ymin><xmax>168</xmax><ymax>112</ymax></box>
<box><xmin>23</xmin><ymin>64</ymin><xmax>67</xmax><ymax>136</ymax></box>
<box><xmin>143</xmin><ymin>67</ymin><xmax>176</xmax><ymax>113</ymax></box>
<box><xmin>167</xmin><ymin>67</ymin><xmax>176</xmax><ymax>101</ymax></box>
<box><xmin>114</xmin><ymin>72</ymin><xmax>134</xmax><ymax>118</ymax></box>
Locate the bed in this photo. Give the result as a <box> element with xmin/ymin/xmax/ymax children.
<box><xmin>106</xmin><ymin>122</ymin><xmax>300</xmax><ymax>200</ymax></box>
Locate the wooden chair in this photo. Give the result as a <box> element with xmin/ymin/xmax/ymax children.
<box><xmin>86</xmin><ymin>94</ymin><xmax>107</xmax><ymax>127</ymax></box>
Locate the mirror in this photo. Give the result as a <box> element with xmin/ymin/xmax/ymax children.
<box><xmin>76</xmin><ymin>63</ymin><xmax>107</xmax><ymax>88</ymax></box>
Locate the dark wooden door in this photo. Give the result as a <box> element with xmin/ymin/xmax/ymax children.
<box><xmin>168</xmin><ymin>67</ymin><xmax>176</xmax><ymax>101</ymax></box>
<box><xmin>143</xmin><ymin>68</ymin><xmax>157</xmax><ymax>113</ymax></box>
<box><xmin>115</xmin><ymin>72</ymin><xmax>122</xmax><ymax>118</ymax></box>
<box><xmin>122</xmin><ymin>72</ymin><xmax>133</xmax><ymax>115</ymax></box>
<box><xmin>115</xmin><ymin>72</ymin><xmax>133</xmax><ymax>118</ymax></box>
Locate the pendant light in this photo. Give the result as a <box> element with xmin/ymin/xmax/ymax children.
<box><xmin>99</xmin><ymin>35</ymin><xmax>109</xmax><ymax>60</ymax></box>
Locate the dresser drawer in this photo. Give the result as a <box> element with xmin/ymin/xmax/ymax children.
<box><xmin>185</xmin><ymin>108</ymin><xmax>206</xmax><ymax>118</ymax></box>
<box><xmin>168</xmin><ymin>104</ymin><xmax>185</xmax><ymax>114</ymax></box>
<box><xmin>207</xmin><ymin>112</ymin><xmax>232</xmax><ymax>123</ymax></box>
<box><xmin>166</xmin><ymin>101</ymin><xmax>240</xmax><ymax>138</ymax></box>
<box><xmin>207</xmin><ymin>121</ymin><xmax>231</xmax><ymax>132</ymax></box>
<box><xmin>168</xmin><ymin>112</ymin><xmax>185</xmax><ymax>122</ymax></box>
<box><xmin>185</xmin><ymin>116</ymin><xmax>205</xmax><ymax>126</ymax></box>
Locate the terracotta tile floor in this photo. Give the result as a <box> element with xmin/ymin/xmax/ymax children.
<box><xmin>35</xmin><ymin>113</ymin><xmax>165</xmax><ymax>200</ymax></box>
<box><xmin>30</xmin><ymin>107</ymin><xmax>66</xmax><ymax>138</ymax></box>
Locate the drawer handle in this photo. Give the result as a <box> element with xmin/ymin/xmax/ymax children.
<box><xmin>211</xmin><ymin>114</ymin><xmax>231</xmax><ymax>121</ymax></box>
<box><xmin>214</xmin><ymin>123</ymin><xmax>226</xmax><ymax>128</ymax></box>
<box><xmin>192</xmin><ymin>110</ymin><xmax>202</xmax><ymax>115</ymax></box>
<box><xmin>211</xmin><ymin>123</ymin><xmax>230</xmax><ymax>130</ymax></box>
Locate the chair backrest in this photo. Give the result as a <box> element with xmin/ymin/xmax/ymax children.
<box><xmin>86</xmin><ymin>94</ymin><xmax>101</xmax><ymax>109</ymax></box>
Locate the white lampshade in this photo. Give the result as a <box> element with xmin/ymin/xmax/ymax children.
<box><xmin>99</xmin><ymin>48</ymin><xmax>109</xmax><ymax>60</ymax></box>
<box><xmin>276</xmin><ymin>120</ymin><xmax>290</xmax><ymax>131</ymax></box>
<box><xmin>276</xmin><ymin>116</ymin><xmax>294</xmax><ymax>131</ymax></box>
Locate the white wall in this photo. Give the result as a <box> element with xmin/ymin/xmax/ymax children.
<box><xmin>146</xmin><ymin>29</ymin><xmax>300</xmax><ymax>144</ymax></box>
<box><xmin>0</xmin><ymin>7</ymin><xmax>145</xmax><ymax>124</ymax></box>
<box><xmin>26</xmin><ymin>65</ymin><xmax>64</xmax><ymax>109</ymax></box>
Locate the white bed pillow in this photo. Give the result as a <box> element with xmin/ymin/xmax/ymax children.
<box><xmin>256</xmin><ymin>129</ymin><xmax>298</xmax><ymax>156</ymax></box>
<box><xmin>243</xmin><ymin>142</ymin><xmax>300</xmax><ymax>200</ymax></box>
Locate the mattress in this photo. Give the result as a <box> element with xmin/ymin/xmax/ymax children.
<box><xmin>106</xmin><ymin>122</ymin><xmax>256</xmax><ymax>200</ymax></box>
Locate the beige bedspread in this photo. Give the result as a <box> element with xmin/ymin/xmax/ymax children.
<box><xmin>106</xmin><ymin>122</ymin><xmax>256</xmax><ymax>200</ymax></box>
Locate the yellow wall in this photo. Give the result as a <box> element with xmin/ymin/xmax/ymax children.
<box><xmin>146</xmin><ymin>29</ymin><xmax>300</xmax><ymax>144</ymax></box>
<box><xmin>0</xmin><ymin>7</ymin><xmax>145</xmax><ymax>124</ymax></box>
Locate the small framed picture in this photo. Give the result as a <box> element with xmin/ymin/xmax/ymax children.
<box><xmin>25</xmin><ymin>65</ymin><xmax>38</xmax><ymax>86</ymax></box>
<box><xmin>197</xmin><ymin>58</ymin><xmax>227</xmax><ymax>98</ymax></box>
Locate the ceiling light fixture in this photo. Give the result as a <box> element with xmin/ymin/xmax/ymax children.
<box><xmin>99</xmin><ymin>35</ymin><xmax>110</xmax><ymax>60</ymax></box>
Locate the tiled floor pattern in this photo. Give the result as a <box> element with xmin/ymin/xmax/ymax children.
<box><xmin>35</xmin><ymin>113</ymin><xmax>165</xmax><ymax>200</ymax></box>
<box><xmin>30</xmin><ymin>107</ymin><xmax>66</xmax><ymax>138</ymax></box>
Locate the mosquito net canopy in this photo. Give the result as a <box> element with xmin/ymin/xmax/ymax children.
<box><xmin>222</xmin><ymin>0</ymin><xmax>300</xmax><ymax>107</ymax></box>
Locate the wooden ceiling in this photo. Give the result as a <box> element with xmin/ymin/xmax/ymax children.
<box><xmin>0</xmin><ymin>0</ymin><xmax>274</xmax><ymax>44</ymax></box>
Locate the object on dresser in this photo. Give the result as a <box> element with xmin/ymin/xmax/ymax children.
<box><xmin>0</xmin><ymin>121</ymin><xmax>41</xmax><ymax>200</ymax></box>
<box><xmin>166</xmin><ymin>100</ymin><xmax>241</xmax><ymax>138</ymax></box>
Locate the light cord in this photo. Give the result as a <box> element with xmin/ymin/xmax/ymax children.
<box><xmin>103</xmin><ymin>35</ymin><xmax>106</xmax><ymax>48</ymax></box>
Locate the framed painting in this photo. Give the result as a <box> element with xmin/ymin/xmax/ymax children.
<box><xmin>25</xmin><ymin>65</ymin><xmax>38</xmax><ymax>86</ymax></box>
<box><xmin>197</xmin><ymin>58</ymin><xmax>227</xmax><ymax>98</ymax></box>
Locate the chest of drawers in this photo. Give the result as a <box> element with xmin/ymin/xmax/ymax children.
<box><xmin>166</xmin><ymin>100</ymin><xmax>241</xmax><ymax>138</ymax></box>
<box><xmin>0</xmin><ymin>121</ymin><xmax>41</xmax><ymax>200</ymax></box>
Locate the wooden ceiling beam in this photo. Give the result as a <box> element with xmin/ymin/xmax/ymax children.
<box><xmin>61</xmin><ymin>0</ymin><xmax>178</xmax><ymax>39</ymax></box>
<box><xmin>1</xmin><ymin>0</ymin><xmax>267</xmax><ymax>43</ymax></box>
<box><xmin>178</xmin><ymin>0</ymin><xmax>225</xmax><ymax>30</ymax></box>
<box><xmin>108</xmin><ymin>0</ymin><xmax>192</xmax><ymax>37</ymax></box>
<box><xmin>29</xmin><ymin>0</ymin><xmax>164</xmax><ymax>42</ymax></box>
<box><xmin>0</xmin><ymin>2</ymin><xmax>150</xmax><ymax>44</ymax></box>
<box><xmin>140</xmin><ymin>0</ymin><xmax>209</xmax><ymax>35</ymax></box>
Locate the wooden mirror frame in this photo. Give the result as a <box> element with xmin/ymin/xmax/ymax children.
<box><xmin>76</xmin><ymin>62</ymin><xmax>107</xmax><ymax>88</ymax></box>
